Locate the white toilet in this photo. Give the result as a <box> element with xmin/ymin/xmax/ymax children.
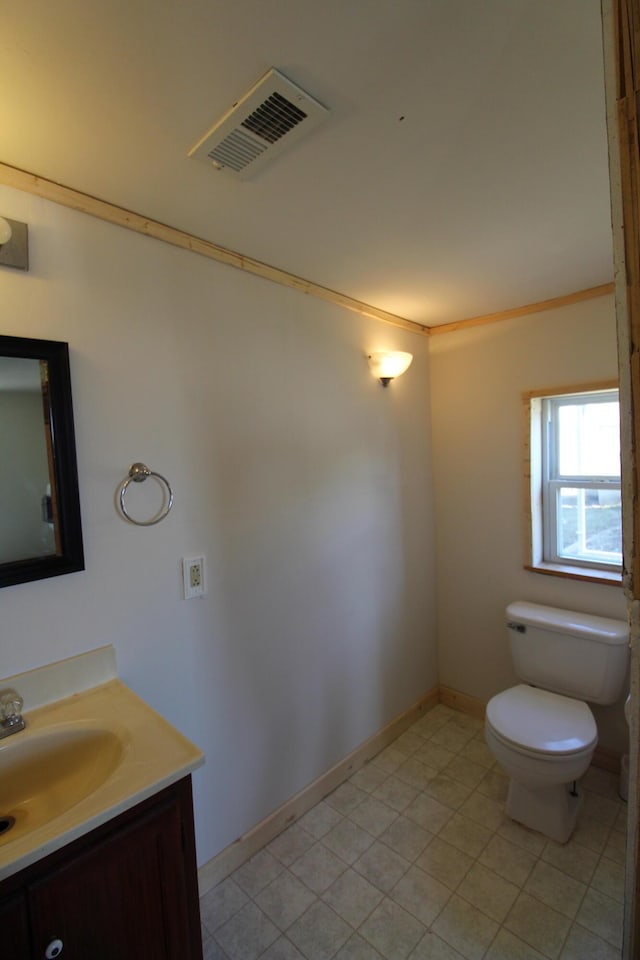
<box><xmin>485</xmin><ymin>601</ymin><xmax>628</xmax><ymax>843</ymax></box>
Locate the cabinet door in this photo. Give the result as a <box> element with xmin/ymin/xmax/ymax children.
<box><xmin>0</xmin><ymin>892</ymin><xmax>31</xmax><ymax>959</ymax></box>
<box><xmin>28</xmin><ymin>795</ymin><xmax>195</xmax><ymax>960</ymax></box>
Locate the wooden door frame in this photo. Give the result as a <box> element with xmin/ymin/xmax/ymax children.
<box><xmin>602</xmin><ymin>2</ymin><xmax>640</xmax><ymax>956</ymax></box>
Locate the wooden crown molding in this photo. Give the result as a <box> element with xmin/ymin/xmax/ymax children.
<box><xmin>0</xmin><ymin>162</ymin><xmax>613</xmax><ymax>339</ymax></box>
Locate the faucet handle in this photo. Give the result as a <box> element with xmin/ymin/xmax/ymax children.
<box><xmin>0</xmin><ymin>688</ymin><xmax>24</xmax><ymax>722</ymax></box>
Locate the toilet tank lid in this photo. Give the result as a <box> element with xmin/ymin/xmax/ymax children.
<box><xmin>506</xmin><ymin>602</ymin><xmax>628</xmax><ymax>645</ymax></box>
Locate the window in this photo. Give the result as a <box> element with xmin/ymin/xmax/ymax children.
<box><xmin>525</xmin><ymin>383</ymin><xmax>622</xmax><ymax>582</ymax></box>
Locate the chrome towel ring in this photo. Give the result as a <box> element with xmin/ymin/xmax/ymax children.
<box><xmin>118</xmin><ymin>462</ymin><xmax>174</xmax><ymax>526</ymax></box>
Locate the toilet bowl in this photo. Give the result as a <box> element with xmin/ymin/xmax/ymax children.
<box><xmin>485</xmin><ymin>684</ymin><xmax>597</xmax><ymax>842</ymax></box>
<box><xmin>485</xmin><ymin>602</ymin><xmax>628</xmax><ymax>844</ymax></box>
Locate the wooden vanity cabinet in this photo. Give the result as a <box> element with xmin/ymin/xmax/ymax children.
<box><xmin>0</xmin><ymin>777</ymin><xmax>203</xmax><ymax>960</ymax></box>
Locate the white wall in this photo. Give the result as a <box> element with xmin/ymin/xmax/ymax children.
<box><xmin>429</xmin><ymin>296</ymin><xmax>628</xmax><ymax>752</ymax></box>
<box><xmin>0</xmin><ymin>184</ymin><xmax>437</xmax><ymax>865</ymax></box>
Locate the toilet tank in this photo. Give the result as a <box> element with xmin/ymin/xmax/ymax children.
<box><xmin>506</xmin><ymin>601</ymin><xmax>628</xmax><ymax>705</ymax></box>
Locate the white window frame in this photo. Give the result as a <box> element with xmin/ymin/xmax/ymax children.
<box><xmin>524</xmin><ymin>381</ymin><xmax>622</xmax><ymax>585</ymax></box>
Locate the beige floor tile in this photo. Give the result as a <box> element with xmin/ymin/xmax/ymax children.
<box><xmin>590</xmin><ymin>856</ymin><xmax>625</xmax><ymax>904</ymax></box>
<box><xmin>432</xmin><ymin>895</ymin><xmax>499</xmax><ymax>960</ymax></box>
<box><xmin>581</xmin><ymin>792</ymin><xmax>622</xmax><ymax>829</ymax></box>
<box><xmin>430</xmin><ymin>725</ymin><xmax>475</xmax><ymax>754</ymax></box>
<box><xmin>269</xmin><ymin>823</ymin><xmax>317</xmax><ymax>866</ymax></box>
<box><xmin>414</xmin><ymin>742</ymin><xmax>457</xmax><ymax>773</ymax></box>
<box><xmin>459</xmin><ymin>739</ymin><xmax>495</xmax><ymax>769</ymax></box>
<box><xmin>371</xmin><ymin>745</ymin><xmax>406</xmax><ymax>774</ymax></box>
<box><xmin>349</xmin><ymin>796</ymin><xmax>399</xmax><ymax>837</ymax></box>
<box><xmin>541</xmin><ymin>837</ymin><xmax>599</xmax><ymax>884</ymax></box>
<box><xmin>504</xmin><ymin>892</ymin><xmax>572</xmax><ymax>959</ymax></box>
<box><xmin>299</xmin><ymin>801</ymin><xmax>344</xmax><ymax>839</ymax></box>
<box><xmin>524</xmin><ymin>860</ymin><xmax>587</xmax><ymax>919</ymax></box>
<box><xmin>233</xmin><ymin>849</ymin><xmax>284</xmax><ymax>898</ymax></box>
<box><xmin>290</xmin><ymin>842</ymin><xmax>347</xmax><ymax>894</ymax></box>
<box><xmin>322</xmin><ymin>868</ymin><xmax>383</xmax><ymax>928</ymax></box>
<box><xmin>475</xmin><ymin>769</ymin><xmax>508</xmax><ymax>804</ymax></box>
<box><xmin>423</xmin><ymin>775</ymin><xmax>472</xmax><ymax>811</ymax></box>
<box><xmin>458</xmin><ymin>792</ymin><xmax>504</xmax><ymax>832</ymax></box>
<box><xmin>559</xmin><ymin>922</ymin><xmax>622</xmax><ymax>959</ymax></box>
<box><xmin>479</xmin><ymin>834</ymin><xmax>536</xmax><ymax>887</ymax></box>
<box><xmin>380</xmin><ymin>816</ymin><xmax>433</xmax><ymax>862</ymax></box>
<box><xmin>200</xmin><ymin>876</ymin><xmax>248</xmax><ymax>934</ymax></box>
<box><xmin>391</xmin><ymin>864</ymin><xmax>451</xmax><ymax>926</ymax></box>
<box><xmin>396</xmin><ymin>757</ymin><xmax>439</xmax><ymax>791</ymax></box>
<box><xmin>602</xmin><ymin>828</ymin><xmax>627</xmax><ymax>866</ymax></box>
<box><xmin>322</xmin><ymin>818</ymin><xmax>375</xmax><ymax>865</ymax></box>
<box><xmin>372</xmin><ymin>776</ymin><xmax>420</xmax><ymax>813</ymax></box>
<box><xmin>354</xmin><ymin>840</ymin><xmax>411</xmax><ymax>892</ymax></box>
<box><xmin>497</xmin><ymin>818</ymin><xmax>547</xmax><ymax>857</ymax></box>
<box><xmin>613</xmin><ymin>807</ymin><xmax>627</xmax><ymax>835</ymax></box>
<box><xmin>450</xmin><ymin>714</ymin><xmax>483</xmax><ymax>734</ymax></box>
<box><xmin>457</xmin><ymin>862</ymin><xmax>519</xmax><ymax>924</ymax></box>
<box><xmin>203</xmin><ymin>936</ymin><xmax>229</xmax><ymax>960</ymax></box>
<box><xmin>572</xmin><ymin>816</ymin><xmax>612</xmax><ymax>854</ymax></box>
<box><xmin>394</xmin><ymin>731</ymin><xmax>427</xmax><ymax>756</ymax></box>
<box><xmin>409</xmin><ymin>932</ymin><xmax>465</xmax><ymax>959</ymax></box>
<box><xmin>576</xmin><ymin>888</ymin><xmax>624</xmax><ymax>950</ymax></box>
<box><xmin>359</xmin><ymin>898</ymin><xmax>426</xmax><ymax>960</ymax></box>
<box><xmin>255</xmin><ymin>871</ymin><xmax>317</xmax><ymax>930</ymax></box>
<box><xmin>438</xmin><ymin>813</ymin><xmax>492</xmax><ymax>858</ymax></box>
<box><xmin>444</xmin><ymin>756</ymin><xmax>487</xmax><ymax>789</ymax></box>
<box><xmin>335</xmin><ymin>933</ymin><xmax>384</xmax><ymax>960</ymax></box>
<box><xmin>405</xmin><ymin>792</ymin><xmax>454</xmax><ymax>834</ymax></box>
<box><xmin>412</xmin><ymin>714</ymin><xmax>450</xmax><ymax>739</ymax></box>
<box><xmin>415</xmin><ymin>836</ymin><xmax>473</xmax><ymax>890</ymax></box>
<box><xmin>581</xmin><ymin>767</ymin><xmax>622</xmax><ymax>802</ymax></box>
<box><xmin>287</xmin><ymin>901</ymin><xmax>352</xmax><ymax>960</ymax></box>
<box><xmin>261</xmin><ymin>937</ymin><xmax>306</xmax><ymax>960</ymax></box>
<box><xmin>326</xmin><ymin>782</ymin><xmax>368</xmax><ymax>816</ymax></box>
<box><xmin>484</xmin><ymin>928</ymin><xmax>547</xmax><ymax>959</ymax></box>
<box><xmin>214</xmin><ymin>902</ymin><xmax>280</xmax><ymax>960</ymax></box>
<box><xmin>350</xmin><ymin>764</ymin><xmax>391</xmax><ymax>794</ymax></box>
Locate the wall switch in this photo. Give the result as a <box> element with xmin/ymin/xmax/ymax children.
<box><xmin>183</xmin><ymin>556</ymin><xmax>206</xmax><ymax>599</ymax></box>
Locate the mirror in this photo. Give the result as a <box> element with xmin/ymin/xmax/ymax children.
<box><xmin>0</xmin><ymin>335</ymin><xmax>84</xmax><ymax>587</ymax></box>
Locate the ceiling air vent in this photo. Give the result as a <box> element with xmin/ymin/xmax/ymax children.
<box><xmin>189</xmin><ymin>68</ymin><xmax>328</xmax><ymax>179</ymax></box>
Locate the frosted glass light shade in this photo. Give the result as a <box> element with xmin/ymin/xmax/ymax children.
<box><xmin>367</xmin><ymin>351</ymin><xmax>413</xmax><ymax>385</ymax></box>
<box><xmin>0</xmin><ymin>218</ymin><xmax>12</xmax><ymax>246</ymax></box>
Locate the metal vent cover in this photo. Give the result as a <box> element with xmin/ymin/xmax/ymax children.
<box><xmin>188</xmin><ymin>69</ymin><xmax>328</xmax><ymax>179</ymax></box>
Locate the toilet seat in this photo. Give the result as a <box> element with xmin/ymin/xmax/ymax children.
<box><xmin>486</xmin><ymin>684</ymin><xmax>597</xmax><ymax>757</ymax></box>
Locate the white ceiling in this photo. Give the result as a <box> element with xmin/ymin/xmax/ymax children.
<box><xmin>0</xmin><ymin>0</ymin><xmax>613</xmax><ymax>327</ymax></box>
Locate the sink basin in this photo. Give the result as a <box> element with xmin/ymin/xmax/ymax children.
<box><xmin>0</xmin><ymin>723</ymin><xmax>125</xmax><ymax>843</ymax></box>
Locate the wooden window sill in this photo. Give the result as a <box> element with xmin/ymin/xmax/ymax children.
<box><xmin>524</xmin><ymin>563</ymin><xmax>622</xmax><ymax>587</ymax></box>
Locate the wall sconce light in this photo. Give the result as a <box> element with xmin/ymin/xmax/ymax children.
<box><xmin>0</xmin><ymin>217</ymin><xmax>29</xmax><ymax>271</ymax></box>
<box><xmin>367</xmin><ymin>351</ymin><xmax>413</xmax><ymax>387</ymax></box>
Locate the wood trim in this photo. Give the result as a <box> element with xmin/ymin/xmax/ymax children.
<box><xmin>0</xmin><ymin>163</ymin><xmax>617</xmax><ymax>342</ymax></box>
<box><xmin>197</xmin><ymin>685</ymin><xmax>439</xmax><ymax>895</ymax></box>
<box><xmin>0</xmin><ymin>162</ymin><xmax>428</xmax><ymax>338</ymax></box>
<box><xmin>522</xmin><ymin>379</ymin><xmax>619</xmax><ymax>401</ymax></box>
<box><xmin>524</xmin><ymin>563</ymin><xmax>623</xmax><ymax>586</ymax></box>
<box><xmin>438</xmin><ymin>685</ymin><xmax>485</xmax><ymax>720</ymax></box>
<box><xmin>429</xmin><ymin>283</ymin><xmax>615</xmax><ymax>336</ymax></box>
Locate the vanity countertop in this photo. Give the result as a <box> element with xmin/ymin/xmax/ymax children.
<box><xmin>0</xmin><ymin>648</ymin><xmax>204</xmax><ymax>881</ymax></box>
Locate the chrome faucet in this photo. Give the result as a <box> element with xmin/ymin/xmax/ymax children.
<box><xmin>0</xmin><ymin>689</ymin><xmax>25</xmax><ymax>739</ymax></box>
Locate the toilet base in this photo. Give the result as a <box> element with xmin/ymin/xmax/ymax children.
<box><xmin>505</xmin><ymin>779</ymin><xmax>583</xmax><ymax>844</ymax></box>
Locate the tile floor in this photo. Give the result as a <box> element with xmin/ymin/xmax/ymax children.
<box><xmin>200</xmin><ymin>704</ymin><xmax>627</xmax><ymax>960</ymax></box>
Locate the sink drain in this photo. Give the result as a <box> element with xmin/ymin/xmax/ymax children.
<box><xmin>0</xmin><ymin>815</ymin><xmax>16</xmax><ymax>837</ymax></box>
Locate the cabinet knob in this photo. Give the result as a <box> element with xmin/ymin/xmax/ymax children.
<box><xmin>45</xmin><ymin>939</ymin><xmax>64</xmax><ymax>958</ymax></box>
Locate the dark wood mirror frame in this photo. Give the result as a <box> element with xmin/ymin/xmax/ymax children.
<box><xmin>0</xmin><ymin>335</ymin><xmax>84</xmax><ymax>588</ymax></box>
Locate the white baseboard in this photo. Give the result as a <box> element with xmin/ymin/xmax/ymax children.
<box><xmin>197</xmin><ymin>685</ymin><xmax>439</xmax><ymax>896</ymax></box>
